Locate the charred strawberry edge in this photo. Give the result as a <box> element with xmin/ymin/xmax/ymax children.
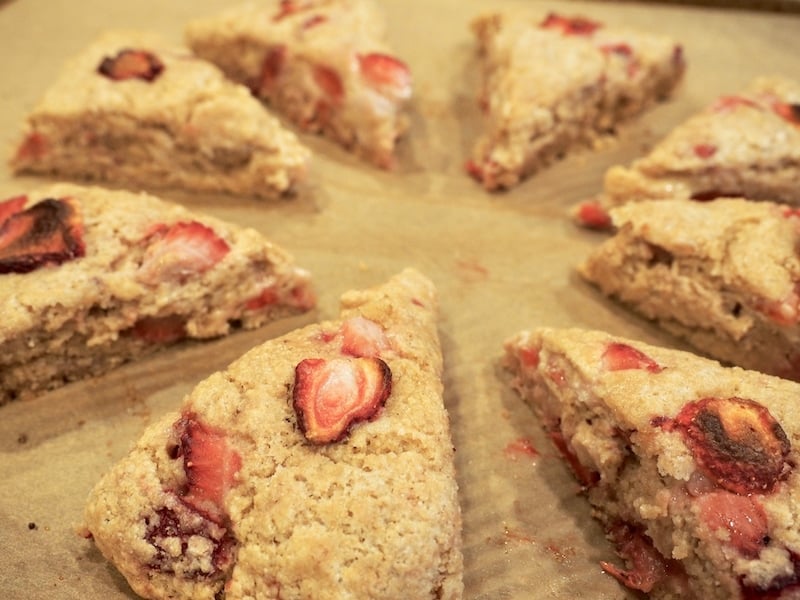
<box><xmin>97</xmin><ymin>48</ymin><xmax>164</xmax><ymax>82</ymax></box>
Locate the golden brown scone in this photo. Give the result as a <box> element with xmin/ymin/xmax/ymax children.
<box><xmin>0</xmin><ymin>183</ymin><xmax>314</xmax><ymax>404</ymax></box>
<box><xmin>84</xmin><ymin>269</ymin><xmax>463</xmax><ymax>600</ymax></box>
<box><xmin>10</xmin><ymin>31</ymin><xmax>310</xmax><ymax>199</ymax></box>
<box><xmin>504</xmin><ymin>327</ymin><xmax>800</xmax><ymax>599</ymax></box>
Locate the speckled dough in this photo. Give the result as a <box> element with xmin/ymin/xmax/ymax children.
<box><xmin>186</xmin><ymin>0</ymin><xmax>412</xmax><ymax>169</ymax></box>
<box><xmin>0</xmin><ymin>183</ymin><xmax>314</xmax><ymax>404</ymax></box>
<box><xmin>84</xmin><ymin>269</ymin><xmax>463</xmax><ymax>600</ymax></box>
<box><xmin>504</xmin><ymin>327</ymin><xmax>800</xmax><ymax>600</ymax></box>
<box><xmin>10</xmin><ymin>31</ymin><xmax>310</xmax><ymax>199</ymax></box>
<box><xmin>468</xmin><ymin>12</ymin><xmax>685</xmax><ymax>190</ymax></box>
<box><xmin>596</xmin><ymin>76</ymin><xmax>800</xmax><ymax>210</ymax></box>
<box><xmin>580</xmin><ymin>197</ymin><xmax>800</xmax><ymax>380</ymax></box>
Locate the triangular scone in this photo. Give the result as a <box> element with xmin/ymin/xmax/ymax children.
<box><xmin>10</xmin><ymin>31</ymin><xmax>310</xmax><ymax>199</ymax></box>
<box><xmin>466</xmin><ymin>12</ymin><xmax>685</xmax><ymax>190</ymax></box>
<box><xmin>579</xmin><ymin>197</ymin><xmax>800</xmax><ymax>380</ymax></box>
<box><xmin>574</xmin><ymin>76</ymin><xmax>800</xmax><ymax>227</ymax></box>
<box><xmin>504</xmin><ymin>327</ymin><xmax>800</xmax><ymax>599</ymax></box>
<box><xmin>0</xmin><ymin>183</ymin><xmax>314</xmax><ymax>404</ymax></box>
<box><xmin>185</xmin><ymin>0</ymin><xmax>412</xmax><ymax>169</ymax></box>
<box><xmin>84</xmin><ymin>269</ymin><xmax>464</xmax><ymax>600</ymax></box>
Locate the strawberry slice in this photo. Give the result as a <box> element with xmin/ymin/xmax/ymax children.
<box><xmin>547</xmin><ymin>429</ymin><xmax>599</xmax><ymax>488</ymax></box>
<box><xmin>0</xmin><ymin>195</ymin><xmax>27</xmax><ymax>226</ymax></box>
<box><xmin>131</xmin><ymin>314</ymin><xmax>187</xmax><ymax>344</ymax></box>
<box><xmin>601</xmin><ymin>523</ymin><xmax>675</xmax><ymax>593</ymax></box>
<box><xmin>696</xmin><ymin>491</ymin><xmax>768</xmax><ymax>558</ymax></box>
<box><xmin>574</xmin><ymin>200</ymin><xmax>612</xmax><ymax>230</ymax></box>
<box><xmin>358</xmin><ymin>53</ymin><xmax>412</xmax><ymax>99</ymax></box>
<box><xmin>257</xmin><ymin>45</ymin><xmax>286</xmax><ymax>94</ymax></box>
<box><xmin>0</xmin><ymin>197</ymin><xmax>85</xmax><ymax>274</ymax></box>
<box><xmin>175</xmin><ymin>414</ymin><xmax>242</xmax><ymax>524</ymax></box>
<box><xmin>137</xmin><ymin>221</ymin><xmax>230</xmax><ymax>285</ymax></box>
<box><xmin>313</xmin><ymin>65</ymin><xmax>344</xmax><ymax>103</ymax></box>
<box><xmin>293</xmin><ymin>357</ymin><xmax>392</xmax><ymax>444</ymax></box>
<box><xmin>602</xmin><ymin>343</ymin><xmax>663</xmax><ymax>373</ymax></box>
<box><xmin>540</xmin><ymin>13</ymin><xmax>601</xmax><ymax>36</ymax></box>
<box><xmin>340</xmin><ymin>316</ymin><xmax>390</xmax><ymax>358</ymax></box>
<box><xmin>97</xmin><ymin>48</ymin><xmax>164</xmax><ymax>82</ymax></box>
<box><xmin>518</xmin><ymin>345</ymin><xmax>541</xmax><ymax>369</ymax></box>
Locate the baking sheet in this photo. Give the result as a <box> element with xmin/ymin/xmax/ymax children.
<box><xmin>1</xmin><ymin>1</ymin><xmax>798</xmax><ymax>598</ymax></box>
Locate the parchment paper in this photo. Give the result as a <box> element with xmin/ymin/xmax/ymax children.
<box><xmin>1</xmin><ymin>1</ymin><xmax>798</xmax><ymax>598</ymax></box>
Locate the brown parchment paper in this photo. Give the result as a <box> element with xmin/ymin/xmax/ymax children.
<box><xmin>0</xmin><ymin>1</ymin><xmax>798</xmax><ymax>598</ymax></box>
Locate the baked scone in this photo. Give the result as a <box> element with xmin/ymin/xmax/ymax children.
<box><xmin>0</xmin><ymin>183</ymin><xmax>315</xmax><ymax>404</ymax></box>
<box><xmin>186</xmin><ymin>0</ymin><xmax>412</xmax><ymax>169</ymax></box>
<box><xmin>504</xmin><ymin>327</ymin><xmax>800</xmax><ymax>599</ymax></box>
<box><xmin>83</xmin><ymin>269</ymin><xmax>463</xmax><ymax>600</ymax></box>
<box><xmin>10</xmin><ymin>31</ymin><xmax>310</xmax><ymax>199</ymax></box>
<box><xmin>574</xmin><ymin>76</ymin><xmax>800</xmax><ymax>228</ymax></box>
<box><xmin>579</xmin><ymin>197</ymin><xmax>800</xmax><ymax>381</ymax></box>
<box><xmin>467</xmin><ymin>12</ymin><xmax>685</xmax><ymax>190</ymax></box>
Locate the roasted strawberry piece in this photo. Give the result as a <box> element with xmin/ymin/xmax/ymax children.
<box><xmin>137</xmin><ymin>221</ymin><xmax>230</xmax><ymax>285</ymax></box>
<box><xmin>98</xmin><ymin>48</ymin><xmax>164</xmax><ymax>82</ymax></box>
<box><xmin>601</xmin><ymin>523</ymin><xmax>678</xmax><ymax>593</ymax></box>
<box><xmin>131</xmin><ymin>315</ymin><xmax>187</xmax><ymax>344</ymax></box>
<box><xmin>244</xmin><ymin>286</ymin><xmax>279</xmax><ymax>311</ymax></box>
<box><xmin>272</xmin><ymin>0</ymin><xmax>313</xmax><ymax>21</ymax></box>
<box><xmin>0</xmin><ymin>197</ymin><xmax>85</xmax><ymax>274</ymax></box>
<box><xmin>144</xmin><ymin>504</ymin><xmax>236</xmax><ymax>577</ymax></box>
<box><xmin>358</xmin><ymin>53</ymin><xmax>412</xmax><ymax>99</ymax></box>
<box><xmin>574</xmin><ymin>200</ymin><xmax>612</xmax><ymax>230</ymax></box>
<box><xmin>340</xmin><ymin>316</ymin><xmax>390</xmax><ymax>358</ymax></box>
<box><xmin>313</xmin><ymin>65</ymin><xmax>344</xmax><ymax>103</ymax></box>
<box><xmin>693</xmin><ymin>143</ymin><xmax>717</xmax><ymax>158</ymax></box>
<box><xmin>302</xmin><ymin>14</ymin><xmax>328</xmax><ymax>29</ymax></box>
<box><xmin>540</xmin><ymin>12</ymin><xmax>602</xmax><ymax>36</ymax></box>
<box><xmin>758</xmin><ymin>283</ymin><xmax>800</xmax><ymax>325</ymax></box>
<box><xmin>772</xmin><ymin>101</ymin><xmax>800</xmax><ymax>126</ymax></box>
<box><xmin>710</xmin><ymin>95</ymin><xmax>761</xmax><ymax>113</ymax></box>
<box><xmin>602</xmin><ymin>342</ymin><xmax>664</xmax><ymax>373</ymax></box>
<box><xmin>0</xmin><ymin>195</ymin><xmax>27</xmax><ymax>226</ymax></box>
<box><xmin>696</xmin><ymin>491</ymin><xmax>768</xmax><ymax>558</ymax></box>
<box><xmin>256</xmin><ymin>45</ymin><xmax>286</xmax><ymax>94</ymax></box>
<box><xmin>547</xmin><ymin>429</ymin><xmax>599</xmax><ymax>489</ymax></box>
<box><xmin>292</xmin><ymin>356</ymin><xmax>392</xmax><ymax>444</ymax></box>
<box><xmin>669</xmin><ymin>397</ymin><xmax>791</xmax><ymax>494</ymax></box>
<box><xmin>172</xmin><ymin>414</ymin><xmax>242</xmax><ymax>524</ymax></box>
<box><xmin>14</xmin><ymin>132</ymin><xmax>48</xmax><ymax>163</ymax></box>
<box><xmin>517</xmin><ymin>345</ymin><xmax>541</xmax><ymax>369</ymax></box>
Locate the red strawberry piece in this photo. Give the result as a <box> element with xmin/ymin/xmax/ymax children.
<box><xmin>257</xmin><ymin>45</ymin><xmax>286</xmax><ymax>94</ymax></box>
<box><xmin>518</xmin><ymin>345</ymin><xmax>540</xmax><ymax>369</ymax></box>
<box><xmin>710</xmin><ymin>95</ymin><xmax>761</xmax><ymax>113</ymax></box>
<box><xmin>14</xmin><ymin>132</ymin><xmax>49</xmax><ymax>163</ymax></box>
<box><xmin>272</xmin><ymin>0</ymin><xmax>312</xmax><ymax>21</ymax></box>
<box><xmin>289</xmin><ymin>282</ymin><xmax>317</xmax><ymax>310</ymax></box>
<box><xmin>601</xmin><ymin>523</ymin><xmax>676</xmax><ymax>593</ymax></box>
<box><xmin>293</xmin><ymin>357</ymin><xmax>392</xmax><ymax>444</ymax></box>
<box><xmin>547</xmin><ymin>429</ymin><xmax>599</xmax><ymax>488</ymax></box>
<box><xmin>340</xmin><ymin>316</ymin><xmax>390</xmax><ymax>358</ymax></box>
<box><xmin>98</xmin><ymin>48</ymin><xmax>164</xmax><ymax>82</ymax></box>
<box><xmin>0</xmin><ymin>197</ymin><xmax>85</xmax><ymax>274</ymax></box>
<box><xmin>137</xmin><ymin>221</ymin><xmax>230</xmax><ymax>285</ymax></box>
<box><xmin>358</xmin><ymin>53</ymin><xmax>412</xmax><ymax>99</ymax></box>
<box><xmin>602</xmin><ymin>342</ymin><xmax>663</xmax><ymax>373</ymax></box>
<box><xmin>758</xmin><ymin>282</ymin><xmax>800</xmax><ymax>325</ymax></box>
<box><xmin>574</xmin><ymin>200</ymin><xmax>612</xmax><ymax>230</ymax></box>
<box><xmin>0</xmin><ymin>195</ymin><xmax>27</xmax><ymax>226</ymax></box>
<box><xmin>175</xmin><ymin>414</ymin><xmax>242</xmax><ymax>524</ymax></box>
<box><xmin>302</xmin><ymin>14</ymin><xmax>328</xmax><ymax>29</ymax></box>
<box><xmin>313</xmin><ymin>65</ymin><xmax>344</xmax><ymax>103</ymax></box>
<box><xmin>540</xmin><ymin>12</ymin><xmax>601</xmax><ymax>35</ymax></box>
<box><xmin>696</xmin><ymin>491</ymin><xmax>768</xmax><ymax>558</ymax></box>
<box><xmin>671</xmin><ymin>397</ymin><xmax>790</xmax><ymax>495</ymax></box>
<box><xmin>244</xmin><ymin>286</ymin><xmax>279</xmax><ymax>311</ymax></box>
<box><xmin>772</xmin><ymin>101</ymin><xmax>800</xmax><ymax>126</ymax></box>
<box><xmin>464</xmin><ymin>159</ymin><xmax>484</xmax><ymax>181</ymax></box>
<box><xmin>693</xmin><ymin>143</ymin><xmax>717</xmax><ymax>159</ymax></box>
<box><xmin>131</xmin><ymin>314</ymin><xmax>187</xmax><ymax>344</ymax></box>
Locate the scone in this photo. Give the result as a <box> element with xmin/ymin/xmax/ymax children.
<box><xmin>579</xmin><ymin>197</ymin><xmax>800</xmax><ymax>381</ymax></box>
<box><xmin>186</xmin><ymin>0</ymin><xmax>412</xmax><ymax>169</ymax></box>
<box><xmin>574</xmin><ymin>76</ymin><xmax>800</xmax><ymax>228</ymax></box>
<box><xmin>504</xmin><ymin>327</ymin><xmax>800</xmax><ymax>599</ymax></box>
<box><xmin>83</xmin><ymin>269</ymin><xmax>463</xmax><ymax>600</ymax></box>
<box><xmin>467</xmin><ymin>12</ymin><xmax>685</xmax><ymax>190</ymax></box>
<box><xmin>10</xmin><ymin>31</ymin><xmax>310</xmax><ymax>199</ymax></box>
<box><xmin>0</xmin><ymin>183</ymin><xmax>314</xmax><ymax>404</ymax></box>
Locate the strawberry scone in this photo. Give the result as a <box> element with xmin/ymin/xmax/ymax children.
<box><xmin>467</xmin><ymin>12</ymin><xmax>685</xmax><ymax>190</ymax></box>
<box><xmin>579</xmin><ymin>197</ymin><xmax>800</xmax><ymax>381</ymax></box>
<box><xmin>0</xmin><ymin>183</ymin><xmax>314</xmax><ymax>404</ymax></box>
<box><xmin>83</xmin><ymin>269</ymin><xmax>463</xmax><ymax>600</ymax></box>
<box><xmin>504</xmin><ymin>327</ymin><xmax>800</xmax><ymax>599</ymax></box>
<box><xmin>575</xmin><ymin>76</ymin><xmax>800</xmax><ymax>228</ymax></box>
<box><xmin>10</xmin><ymin>31</ymin><xmax>309</xmax><ymax>199</ymax></box>
<box><xmin>185</xmin><ymin>0</ymin><xmax>412</xmax><ymax>169</ymax></box>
